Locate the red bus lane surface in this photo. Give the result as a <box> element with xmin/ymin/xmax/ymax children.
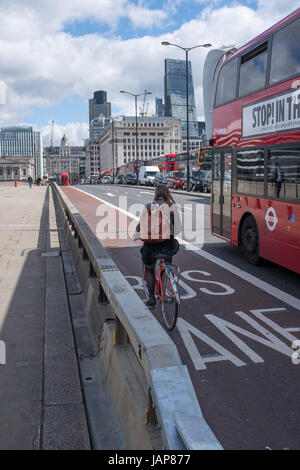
<box><xmin>62</xmin><ymin>186</ymin><xmax>300</xmax><ymax>450</ymax></box>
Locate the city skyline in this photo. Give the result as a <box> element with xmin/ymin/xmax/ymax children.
<box><xmin>0</xmin><ymin>0</ymin><xmax>297</xmax><ymax>145</ymax></box>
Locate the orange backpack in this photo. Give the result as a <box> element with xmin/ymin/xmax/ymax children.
<box><xmin>140</xmin><ymin>204</ymin><xmax>170</xmax><ymax>243</ymax></box>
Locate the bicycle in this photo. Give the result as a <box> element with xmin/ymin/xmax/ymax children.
<box><xmin>142</xmin><ymin>255</ymin><xmax>181</xmax><ymax>331</ymax></box>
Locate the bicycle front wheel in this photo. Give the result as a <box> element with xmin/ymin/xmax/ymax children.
<box><xmin>161</xmin><ymin>272</ymin><xmax>178</xmax><ymax>331</ymax></box>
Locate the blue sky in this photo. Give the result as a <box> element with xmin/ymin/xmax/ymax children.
<box><xmin>0</xmin><ymin>0</ymin><xmax>298</xmax><ymax>144</ymax></box>
<box><xmin>29</xmin><ymin>0</ymin><xmax>261</xmax><ymax>128</ymax></box>
<box><xmin>62</xmin><ymin>0</ymin><xmax>259</xmax><ymax>40</ymax></box>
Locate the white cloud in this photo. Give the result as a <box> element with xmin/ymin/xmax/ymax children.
<box><xmin>128</xmin><ymin>5</ymin><xmax>168</xmax><ymax>29</ymax></box>
<box><xmin>0</xmin><ymin>0</ymin><xmax>166</xmax><ymax>40</ymax></box>
<box><xmin>37</xmin><ymin>121</ymin><xmax>89</xmax><ymax>146</ymax></box>
<box><xmin>0</xmin><ymin>0</ymin><xmax>298</xmax><ymax>144</ymax></box>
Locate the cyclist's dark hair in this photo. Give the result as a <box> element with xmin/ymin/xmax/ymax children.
<box><xmin>153</xmin><ymin>184</ymin><xmax>175</xmax><ymax>207</ymax></box>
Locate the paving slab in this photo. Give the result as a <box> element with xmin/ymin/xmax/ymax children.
<box><xmin>0</xmin><ymin>185</ymin><xmax>90</xmax><ymax>450</ymax></box>
<box><xmin>43</xmin><ymin>403</ymin><xmax>90</xmax><ymax>450</ymax></box>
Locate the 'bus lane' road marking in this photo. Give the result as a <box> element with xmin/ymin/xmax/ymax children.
<box><xmin>127</xmin><ymin>270</ymin><xmax>235</xmax><ymax>298</ymax></box>
<box><xmin>177</xmin><ymin>308</ymin><xmax>299</xmax><ymax>370</ymax></box>
<box><xmin>70</xmin><ymin>187</ymin><xmax>300</xmax><ymax>312</ymax></box>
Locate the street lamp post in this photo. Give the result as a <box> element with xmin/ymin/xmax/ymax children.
<box><xmin>112</xmin><ymin>119</ymin><xmax>115</xmax><ymax>184</ymax></box>
<box><xmin>120</xmin><ymin>90</ymin><xmax>152</xmax><ymax>181</ymax></box>
<box><xmin>161</xmin><ymin>41</ymin><xmax>211</xmax><ymax>191</ymax></box>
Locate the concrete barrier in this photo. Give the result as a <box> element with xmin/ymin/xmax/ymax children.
<box><xmin>52</xmin><ymin>183</ymin><xmax>222</xmax><ymax>450</ymax></box>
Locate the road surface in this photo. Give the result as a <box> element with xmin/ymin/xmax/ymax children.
<box><xmin>62</xmin><ymin>184</ymin><xmax>300</xmax><ymax>450</ymax></box>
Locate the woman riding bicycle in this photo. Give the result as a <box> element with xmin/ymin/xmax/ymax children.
<box><xmin>133</xmin><ymin>184</ymin><xmax>181</xmax><ymax>307</ymax></box>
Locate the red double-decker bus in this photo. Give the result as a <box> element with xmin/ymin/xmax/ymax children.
<box><xmin>60</xmin><ymin>173</ymin><xmax>70</xmax><ymax>186</ymax></box>
<box><xmin>175</xmin><ymin>147</ymin><xmax>213</xmax><ymax>170</ymax></box>
<box><xmin>150</xmin><ymin>153</ymin><xmax>178</xmax><ymax>172</ymax></box>
<box><xmin>125</xmin><ymin>159</ymin><xmax>147</xmax><ymax>174</ymax></box>
<box><xmin>211</xmin><ymin>8</ymin><xmax>300</xmax><ymax>274</ymax></box>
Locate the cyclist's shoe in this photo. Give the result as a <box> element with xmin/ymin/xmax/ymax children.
<box><xmin>146</xmin><ymin>296</ymin><xmax>156</xmax><ymax>308</ymax></box>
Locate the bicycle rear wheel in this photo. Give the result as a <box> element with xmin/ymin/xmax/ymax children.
<box><xmin>161</xmin><ymin>271</ymin><xmax>178</xmax><ymax>330</ymax></box>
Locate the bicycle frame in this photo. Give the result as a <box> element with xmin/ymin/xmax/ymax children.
<box><xmin>155</xmin><ymin>261</ymin><xmax>180</xmax><ymax>304</ymax></box>
<box><xmin>156</xmin><ymin>260</ymin><xmax>166</xmax><ymax>301</ymax></box>
<box><xmin>142</xmin><ymin>258</ymin><xmax>180</xmax><ymax>330</ymax></box>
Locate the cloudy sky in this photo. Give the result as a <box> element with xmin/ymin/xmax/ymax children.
<box><xmin>0</xmin><ymin>0</ymin><xmax>298</xmax><ymax>145</ymax></box>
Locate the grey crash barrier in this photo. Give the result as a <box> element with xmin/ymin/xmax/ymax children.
<box><xmin>52</xmin><ymin>183</ymin><xmax>222</xmax><ymax>450</ymax></box>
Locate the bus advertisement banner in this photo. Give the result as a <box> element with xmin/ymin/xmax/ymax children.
<box><xmin>242</xmin><ymin>88</ymin><xmax>300</xmax><ymax>138</ymax></box>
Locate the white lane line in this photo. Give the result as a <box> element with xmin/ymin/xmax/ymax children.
<box><xmin>106</xmin><ymin>192</ymin><xmax>115</xmax><ymax>197</ymax></box>
<box><xmin>71</xmin><ymin>186</ymin><xmax>300</xmax><ymax>311</ymax></box>
<box><xmin>72</xmin><ymin>186</ymin><xmax>139</xmax><ymax>220</ymax></box>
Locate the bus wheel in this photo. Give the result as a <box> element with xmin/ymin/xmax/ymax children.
<box><xmin>241</xmin><ymin>216</ymin><xmax>261</xmax><ymax>265</ymax></box>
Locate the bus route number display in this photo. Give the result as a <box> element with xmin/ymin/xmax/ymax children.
<box><xmin>242</xmin><ymin>88</ymin><xmax>300</xmax><ymax>138</ymax></box>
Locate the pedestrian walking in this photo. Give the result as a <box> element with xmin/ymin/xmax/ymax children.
<box><xmin>28</xmin><ymin>175</ymin><xmax>33</xmax><ymax>189</ymax></box>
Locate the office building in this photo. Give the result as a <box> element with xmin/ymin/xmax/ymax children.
<box><xmin>44</xmin><ymin>134</ymin><xmax>87</xmax><ymax>183</ymax></box>
<box><xmin>85</xmin><ymin>138</ymin><xmax>100</xmax><ymax>176</ymax></box>
<box><xmin>90</xmin><ymin>114</ymin><xmax>111</xmax><ymax>140</ymax></box>
<box><xmin>0</xmin><ymin>126</ymin><xmax>43</xmax><ymax>179</ymax></box>
<box><xmin>164</xmin><ymin>58</ymin><xmax>199</xmax><ymax>140</ymax></box>
<box><xmin>89</xmin><ymin>90</ymin><xmax>111</xmax><ymax>122</ymax></box>
<box><xmin>155</xmin><ymin>98</ymin><xmax>164</xmax><ymax>117</ymax></box>
<box><xmin>99</xmin><ymin>116</ymin><xmax>182</xmax><ymax>171</ymax></box>
<box><xmin>89</xmin><ymin>90</ymin><xmax>111</xmax><ymax>140</ymax></box>
<box><xmin>198</xmin><ymin>121</ymin><xmax>206</xmax><ymax>138</ymax></box>
<box><xmin>0</xmin><ymin>155</ymin><xmax>35</xmax><ymax>181</ymax></box>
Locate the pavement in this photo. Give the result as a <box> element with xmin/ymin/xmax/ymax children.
<box><xmin>62</xmin><ymin>184</ymin><xmax>300</xmax><ymax>450</ymax></box>
<box><xmin>0</xmin><ymin>184</ymin><xmax>91</xmax><ymax>450</ymax></box>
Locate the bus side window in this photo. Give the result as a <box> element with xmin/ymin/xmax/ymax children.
<box><xmin>215</xmin><ymin>57</ymin><xmax>239</xmax><ymax>107</ymax></box>
<box><xmin>267</xmin><ymin>149</ymin><xmax>300</xmax><ymax>200</ymax></box>
<box><xmin>270</xmin><ymin>17</ymin><xmax>300</xmax><ymax>84</ymax></box>
<box><xmin>239</xmin><ymin>42</ymin><xmax>268</xmax><ymax>97</ymax></box>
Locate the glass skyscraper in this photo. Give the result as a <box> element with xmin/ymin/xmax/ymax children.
<box><xmin>164</xmin><ymin>59</ymin><xmax>199</xmax><ymax>138</ymax></box>
<box><xmin>155</xmin><ymin>98</ymin><xmax>164</xmax><ymax>117</ymax></box>
<box><xmin>0</xmin><ymin>126</ymin><xmax>43</xmax><ymax>178</ymax></box>
<box><xmin>89</xmin><ymin>90</ymin><xmax>111</xmax><ymax>122</ymax></box>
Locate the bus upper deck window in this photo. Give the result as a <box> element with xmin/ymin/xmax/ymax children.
<box><xmin>270</xmin><ymin>17</ymin><xmax>300</xmax><ymax>84</ymax></box>
<box><xmin>215</xmin><ymin>57</ymin><xmax>238</xmax><ymax>107</ymax></box>
<box><xmin>239</xmin><ymin>42</ymin><xmax>268</xmax><ymax>97</ymax></box>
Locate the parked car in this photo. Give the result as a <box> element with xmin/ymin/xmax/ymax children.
<box><xmin>201</xmin><ymin>170</ymin><xmax>212</xmax><ymax>193</ymax></box>
<box><xmin>124</xmin><ymin>173</ymin><xmax>137</xmax><ymax>185</ymax></box>
<box><xmin>182</xmin><ymin>169</ymin><xmax>201</xmax><ymax>191</ymax></box>
<box><xmin>166</xmin><ymin>171</ymin><xmax>185</xmax><ymax>190</ymax></box>
<box><xmin>154</xmin><ymin>172</ymin><xmax>168</xmax><ymax>187</ymax></box>
<box><xmin>192</xmin><ymin>170</ymin><xmax>212</xmax><ymax>193</ymax></box>
<box><xmin>102</xmin><ymin>175</ymin><xmax>112</xmax><ymax>184</ymax></box>
<box><xmin>116</xmin><ymin>174</ymin><xmax>123</xmax><ymax>184</ymax></box>
<box><xmin>138</xmin><ymin>166</ymin><xmax>160</xmax><ymax>186</ymax></box>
